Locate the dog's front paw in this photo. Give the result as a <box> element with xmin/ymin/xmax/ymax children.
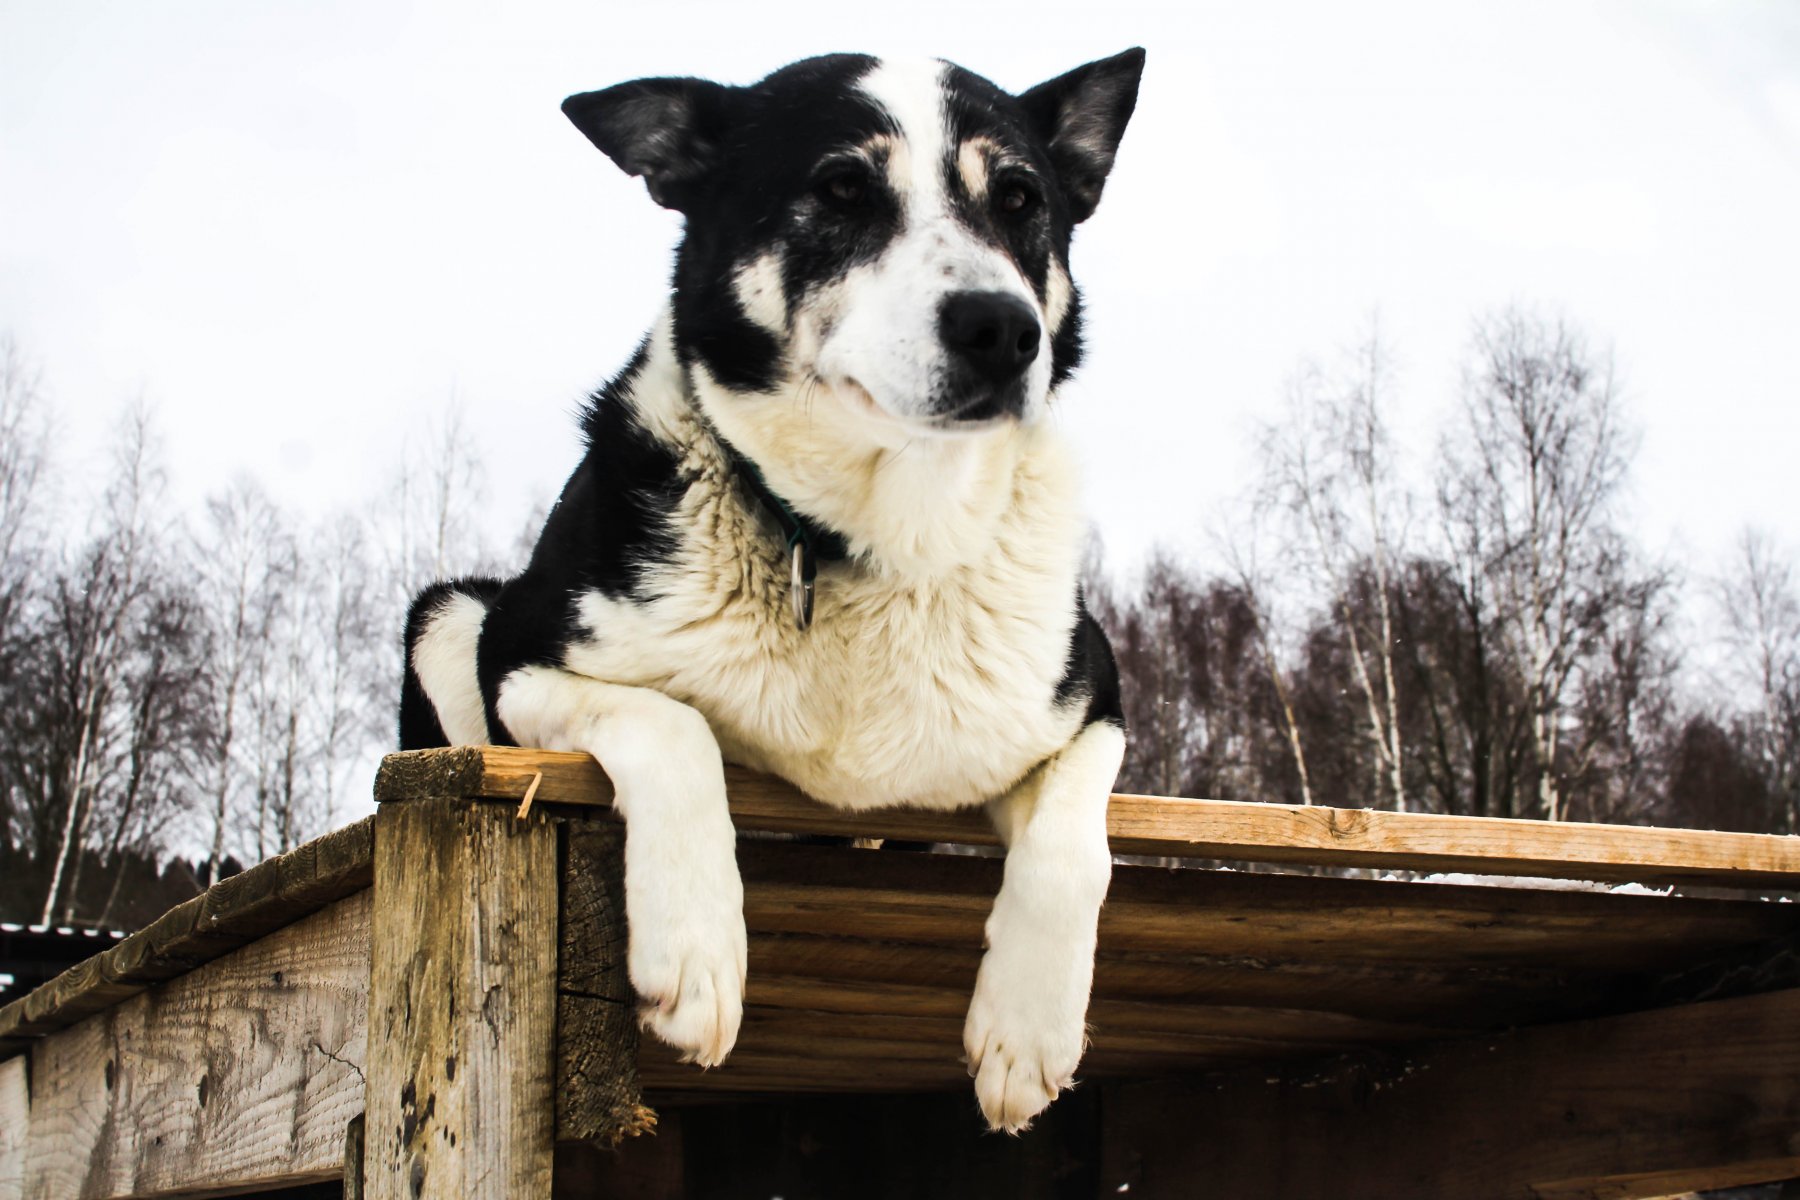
<box><xmin>962</xmin><ymin>942</ymin><xmax>1091</xmax><ymax>1134</ymax></box>
<box><xmin>626</xmin><ymin>860</ymin><xmax>747</xmax><ymax>1068</ymax></box>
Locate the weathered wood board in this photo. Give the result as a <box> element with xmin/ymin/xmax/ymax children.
<box><xmin>363</xmin><ymin>797</ymin><xmax>559</xmax><ymax>1200</ymax></box>
<box><xmin>18</xmin><ymin>891</ymin><xmax>370</xmax><ymax>1200</ymax></box>
<box><xmin>0</xmin><ymin>1054</ymin><xmax>26</xmax><ymax>1200</ymax></box>
<box><xmin>1102</xmin><ymin>986</ymin><xmax>1800</xmax><ymax>1199</ymax></box>
<box><xmin>377</xmin><ymin>746</ymin><xmax>1800</xmax><ymax>888</ymax></box>
<box><xmin>637</xmin><ymin>840</ymin><xmax>1800</xmax><ymax>1096</ymax></box>
<box><xmin>1</xmin><ymin>743</ymin><xmax>1798</xmax><ymax>1198</ymax></box>
<box><xmin>0</xmin><ymin>816</ymin><xmax>373</xmax><ymax>1051</ymax></box>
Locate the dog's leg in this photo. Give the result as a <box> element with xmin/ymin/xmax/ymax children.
<box><xmin>964</xmin><ymin>719</ymin><xmax>1124</xmax><ymax>1133</ymax></box>
<box><xmin>495</xmin><ymin>664</ymin><xmax>745</xmax><ymax>1067</ymax></box>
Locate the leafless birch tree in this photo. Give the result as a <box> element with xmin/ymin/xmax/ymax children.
<box><xmin>1440</xmin><ymin>309</ymin><xmax>1633</xmax><ymax>822</ymax></box>
<box><xmin>191</xmin><ymin>481</ymin><xmax>287</xmax><ymax>886</ymax></box>
<box><xmin>38</xmin><ymin>406</ymin><xmax>167</xmax><ymax>923</ymax></box>
<box><xmin>1260</xmin><ymin>322</ymin><xmax>1409</xmax><ymax>809</ymax></box>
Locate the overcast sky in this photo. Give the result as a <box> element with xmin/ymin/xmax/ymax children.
<box><xmin>3</xmin><ymin>0</ymin><xmax>1798</xmax><ymax>583</ymax></box>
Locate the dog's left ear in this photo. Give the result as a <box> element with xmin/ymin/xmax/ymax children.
<box><xmin>562</xmin><ymin>77</ymin><xmax>733</xmax><ymax>211</ymax></box>
<box><xmin>1019</xmin><ymin>48</ymin><xmax>1145</xmax><ymax>224</ymax></box>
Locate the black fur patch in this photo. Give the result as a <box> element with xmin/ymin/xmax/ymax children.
<box><xmin>670</xmin><ymin>54</ymin><xmax>889</xmax><ymax>395</ymax></box>
<box><xmin>472</xmin><ymin>348</ymin><xmax>692</xmax><ymax>741</ymax></box>
<box><xmin>399</xmin><ymin>576</ymin><xmax>507</xmax><ymax>750</ymax></box>
<box><xmin>1055</xmin><ymin>590</ymin><xmax>1124</xmax><ymax>728</ymax></box>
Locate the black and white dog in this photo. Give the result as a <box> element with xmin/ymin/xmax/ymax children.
<box><xmin>400</xmin><ymin>50</ymin><xmax>1141</xmax><ymax>1133</ymax></box>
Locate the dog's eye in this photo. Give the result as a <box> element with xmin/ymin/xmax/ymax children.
<box><xmin>818</xmin><ymin>169</ymin><xmax>871</xmax><ymax>209</ymax></box>
<box><xmin>996</xmin><ymin>179</ymin><xmax>1040</xmax><ymax>217</ymax></box>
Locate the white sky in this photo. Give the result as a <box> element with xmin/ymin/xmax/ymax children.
<box><xmin>3</xmin><ymin>0</ymin><xmax>1798</xmax><ymax>582</ymax></box>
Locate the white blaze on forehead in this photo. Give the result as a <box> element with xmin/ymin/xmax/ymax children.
<box><xmin>805</xmin><ymin>56</ymin><xmax>1056</xmax><ymax>428</ymax></box>
<box><xmin>858</xmin><ymin>57</ymin><xmax>950</xmax><ymax>206</ymax></box>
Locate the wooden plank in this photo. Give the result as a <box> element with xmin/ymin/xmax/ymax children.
<box><xmin>18</xmin><ymin>892</ymin><xmax>369</xmax><ymax>1200</ymax></box>
<box><xmin>556</xmin><ymin>821</ymin><xmax>653</xmax><ymax>1146</ymax></box>
<box><xmin>0</xmin><ymin>1055</ymin><xmax>24</xmax><ymax>1200</ymax></box>
<box><xmin>0</xmin><ymin>816</ymin><xmax>373</xmax><ymax>1051</ymax></box>
<box><xmin>344</xmin><ymin>1114</ymin><xmax>365</xmax><ymax>1200</ymax></box>
<box><xmin>1101</xmin><ymin>986</ymin><xmax>1800</xmax><ymax>1199</ymax></box>
<box><xmin>732</xmin><ymin>841</ymin><xmax>1797</xmax><ymax>971</ymax></box>
<box><xmin>378</xmin><ymin>746</ymin><xmax>1800</xmax><ymax>887</ymax></box>
<box><xmin>749</xmin><ymin>931</ymin><xmax>1612</xmax><ymax>1029</ymax></box>
<box><xmin>365</xmin><ymin>797</ymin><xmax>559</xmax><ymax>1200</ymax></box>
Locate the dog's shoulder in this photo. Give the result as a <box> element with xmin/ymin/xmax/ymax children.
<box><xmin>1056</xmin><ymin>589</ymin><xmax>1123</xmax><ymax>730</ymax></box>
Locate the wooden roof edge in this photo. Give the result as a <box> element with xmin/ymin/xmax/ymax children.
<box><xmin>0</xmin><ymin>816</ymin><xmax>374</xmax><ymax>1053</ymax></box>
<box><xmin>378</xmin><ymin>746</ymin><xmax>1800</xmax><ymax>889</ymax></box>
<box><xmin>9</xmin><ymin>743</ymin><xmax>1796</xmax><ymax>1056</ymax></box>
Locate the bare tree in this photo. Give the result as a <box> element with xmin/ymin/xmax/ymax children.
<box><xmin>1440</xmin><ymin>309</ymin><xmax>1634</xmax><ymax>822</ymax></box>
<box><xmin>90</xmin><ymin>577</ymin><xmax>206</xmax><ymax>926</ymax></box>
<box><xmin>0</xmin><ymin>336</ymin><xmax>52</xmax><ymax>869</ymax></box>
<box><xmin>0</xmin><ymin>336</ymin><xmax>50</xmax><ymax>641</ymax></box>
<box><xmin>1716</xmin><ymin>529</ymin><xmax>1800</xmax><ymax>831</ymax></box>
<box><xmin>246</xmin><ymin>530</ymin><xmax>307</xmax><ymax>860</ymax></box>
<box><xmin>385</xmin><ymin>404</ymin><xmax>493</xmax><ymax>607</ymax></box>
<box><xmin>1259</xmin><ymin>320</ymin><xmax>1409</xmax><ymax>809</ymax></box>
<box><xmin>191</xmin><ymin>480</ymin><xmax>287</xmax><ymax>886</ymax></box>
<box><xmin>1215</xmin><ymin>500</ymin><xmax>1315</xmax><ymax>805</ymax></box>
<box><xmin>1563</xmin><ymin>562</ymin><xmax>1677</xmax><ymax>824</ymax></box>
<box><xmin>38</xmin><ymin>405</ymin><xmax>168</xmax><ymax>923</ymax></box>
<box><xmin>307</xmin><ymin>515</ymin><xmax>386</xmax><ymax>826</ymax></box>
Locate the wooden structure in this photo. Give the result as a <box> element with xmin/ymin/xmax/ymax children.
<box><xmin>3</xmin><ymin>745</ymin><xmax>1800</xmax><ymax>1198</ymax></box>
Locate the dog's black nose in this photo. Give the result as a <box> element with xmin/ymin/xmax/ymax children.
<box><xmin>938</xmin><ymin>291</ymin><xmax>1041</xmax><ymax>384</ymax></box>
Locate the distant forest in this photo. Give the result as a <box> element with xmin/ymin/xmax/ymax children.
<box><xmin>1</xmin><ymin>306</ymin><xmax>1794</xmax><ymax>931</ymax></box>
<box><xmin>1094</xmin><ymin>309</ymin><xmax>1796</xmax><ymax>836</ymax></box>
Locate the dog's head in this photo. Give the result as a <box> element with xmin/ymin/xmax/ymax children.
<box><xmin>564</xmin><ymin>51</ymin><xmax>1143</xmax><ymax>438</ymax></box>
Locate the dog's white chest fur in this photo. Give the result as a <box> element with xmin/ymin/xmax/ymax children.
<box><xmin>562</xmin><ymin>392</ymin><xmax>1088</xmax><ymax>811</ymax></box>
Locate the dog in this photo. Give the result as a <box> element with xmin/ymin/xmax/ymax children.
<box><xmin>399</xmin><ymin>49</ymin><xmax>1141</xmax><ymax>1133</ymax></box>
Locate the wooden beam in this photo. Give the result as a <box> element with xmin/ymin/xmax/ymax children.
<box><xmin>16</xmin><ymin>893</ymin><xmax>369</xmax><ymax>1199</ymax></box>
<box><xmin>364</xmin><ymin>797</ymin><xmax>560</xmax><ymax>1200</ymax></box>
<box><xmin>0</xmin><ymin>815</ymin><xmax>373</xmax><ymax>1051</ymax></box>
<box><xmin>555</xmin><ymin>822</ymin><xmax>653</xmax><ymax>1146</ymax></box>
<box><xmin>1101</xmin><ymin>986</ymin><xmax>1800</xmax><ymax>1200</ymax></box>
<box><xmin>376</xmin><ymin>746</ymin><xmax>1800</xmax><ymax>888</ymax></box>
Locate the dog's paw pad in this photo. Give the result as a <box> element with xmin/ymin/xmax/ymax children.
<box><xmin>963</xmin><ymin>973</ymin><xmax>1085</xmax><ymax>1133</ymax></box>
<box><xmin>628</xmin><ymin>890</ymin><xmax>747</xmax><ymax>1068</ymax></box>
<box><xmin>636</xmin><ymin>954</ymin><xmax>742</xmax><ymax>1067</ymax></box>
<box><xmin>970</xmin><ymin>1040</ymin><xmax>1066</xmax><ymax>1134</ymax></box>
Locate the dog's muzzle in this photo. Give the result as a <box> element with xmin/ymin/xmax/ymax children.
<box><xmin>936</xmin><ymin>291</ymin><xmax>1039</xmax><ymax>422</ymax></box>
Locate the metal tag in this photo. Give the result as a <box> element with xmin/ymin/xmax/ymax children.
<box><xmin>790</xmin><ymin>541</ymin><xmax>815</xmax><ymax>631</ymax></box>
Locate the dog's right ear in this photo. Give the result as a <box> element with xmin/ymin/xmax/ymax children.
<box><xmin>562</xmin><ymin>78</ymin><xmax>733</xmax><ymax>211</ymax></box>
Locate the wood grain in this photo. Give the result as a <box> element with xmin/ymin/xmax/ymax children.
<box><xmin>733</xmin><ymin>841</ymin><xmax>1797</xmax><ymax>970</ymax></box>
<box><xmin>364</xmin><ymin>797</ymin><xmax>559</xmax><ymax>1200</ymax></box>
<box><xmin>0</xmin><ymin>816</ymin><xmax>372</xmax><ymax>1051</ymax></box>
<box><xmin>377</xmin><ymin>746</ymin><xmax>1800</xmax><ymax>887</ymax></box>
<box><xmin>556</xmin><ymin>821</ymin><xmax>652</xmax><ymax>1146</ymax></box>
<box><xmin>18</xmin><ymin>892</ymin><xmax>369</xmax><ymax>1200</ymax></box>
<box><xmin>0</xmin><ymin>1055</ymin><xmax>24</xmax><ymax>1200</ymax></box>
<box><xmin>1103</xmin><ymin>986</ymin><xmax>1800</xmax><ymax>1199</ymax></box>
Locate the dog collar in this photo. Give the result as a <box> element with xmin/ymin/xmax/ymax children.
<box><xmin>718</xmin><ymin>441</ymin><xmax>849</xmax><ymax>632</ymax></box>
